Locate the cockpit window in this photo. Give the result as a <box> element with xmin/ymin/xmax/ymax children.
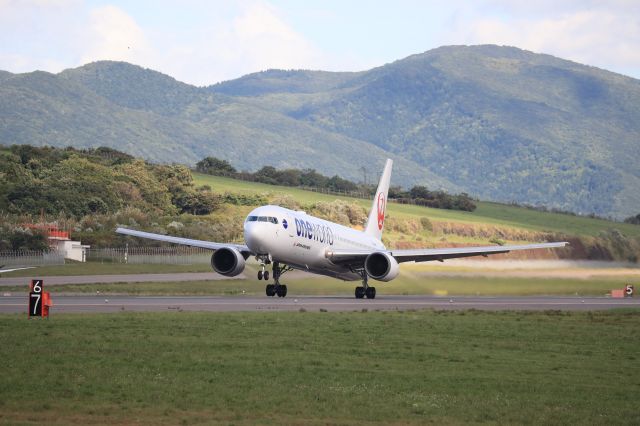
<box><xmin>246</xmin><ymin>215</ymin><xmax>279</xmax><ymax>224</ymax></box>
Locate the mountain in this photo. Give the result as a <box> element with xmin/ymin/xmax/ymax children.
<box><xmin>0</xmin><ymin>62</ymin><xmax>451</xmax><ymax>192</ymax></box>
<box><xmin>0</xmin><ymin>70</ymin><xmax>13</xmax><ymax>83</ymax></box>
<box><xmin>1</xmin><ymin>45</ymin><xmax>639</xmax><ymax>218</ymax></box>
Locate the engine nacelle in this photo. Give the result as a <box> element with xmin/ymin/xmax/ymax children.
<box><xmin>211</xmin><ymin>247</ymin><xmax>245</xmax><ymax>277</ymax></box>
<box><xmin>364</xmin><ymin>252</ymin><xmax>400</xmax><ymax>282</ymax></box>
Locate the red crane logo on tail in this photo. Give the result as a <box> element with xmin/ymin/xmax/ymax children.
<box><xmin>377</xmin><ymin>193</ymin><xmax>386</xmax><ymax>230</ymax></box>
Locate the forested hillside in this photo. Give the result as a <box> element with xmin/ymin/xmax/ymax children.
<box><xmin>1</xmin><ymin>45</ymin><xmax>638</xmax><ymax>218</ymax></box>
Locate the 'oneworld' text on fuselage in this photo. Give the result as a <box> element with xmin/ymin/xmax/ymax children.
<box><xmin>294</xmin><ymin>218</ymin><xmax>334</xmax><ymax>245</ymax></box>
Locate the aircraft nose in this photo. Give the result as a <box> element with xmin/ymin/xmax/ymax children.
<box><xmin>244</xmin><ymin>222</ymin><xmax>267</xmax><ymax>254</ymax></box>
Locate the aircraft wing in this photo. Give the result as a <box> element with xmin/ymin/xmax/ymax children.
<box><xmin>326</xmin><ymin>242</ymin><xmax>569</xmax><ymax>265</ymax></box>
<box><xmin>116</xmin><ymin>227</ymin><xmax>252</xmax><ymax>254</ymax></box>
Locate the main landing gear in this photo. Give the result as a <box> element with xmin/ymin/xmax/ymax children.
<box><xmin>355</xmin><ymin>270</ymin><xmax>376</xmax><ymax>299</ymax></box>
<box><xmin>257</xmin><ymin>258</ymin><xmax>292</xmax><ymax>298</ymax></box>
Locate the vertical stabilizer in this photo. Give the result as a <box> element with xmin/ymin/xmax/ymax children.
<box><xmin>364</xmin><ymin>159</ymin><xmax>393</xmax><ymax>241</ymax></box>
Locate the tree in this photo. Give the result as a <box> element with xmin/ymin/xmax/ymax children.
<box><xmin>277</xmin><ymin>169</ymin><xmax>302</xmax><ymax>186</ymax></box>
<box><xmin>0</xmin><ymin>228</ymin><xmax>49</xmax><ymax>251</ymax></box>
<box><xmin>327</xmin><ymin>175</ymin><xmax>358</xmax><ymax>192</ymax></box>
<box><xmin>253</xmin><ymin>166</ymin><xmax>279</xmax><ymax>185</ymax></box>
<box><xmin>388</xmin><ymin>185</ymin><xmax>405</xmax><ymax>199</ymax></box>
<box><xmin>172</xmin><ymin>189</ymin><xmax>221</xmax><ymax>215</ymax></box>
<box><xmin>409</xmin><ymin>185</ymin><xmax>431</xmax><ymax>200</ymax></box>
<box><xmin>196</xmin><ymin>157</ymin><xmax>237</xmax><ymax>176</ymax></box>
<box><xmin>299</xmin><ymin>169</ymin><xmax>328</xmax><ymax>187</ymax></box>
<box><xmin>624</xmin><ymin>213</ymin><xmax>640</xmax><ymax>225</ymax></box>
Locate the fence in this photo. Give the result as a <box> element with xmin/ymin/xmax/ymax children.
<box><xmin>300</xmin><ymin>186</ymin><xmax>371</xmax><ymax>200</ymax></box>
<box><xmin>0</xmin><ymin>250</ymin><xmax>65</xmax><ymax>267</ymax></box>
<box><xmin>297</xmin><ymin>188</ymin><xmax>441</xmax><ymax>208</ymax></box>
<box><xmin>86</xmin><ymin>246</ymin><xmax>212</xmax><ymax>265</ymax></box>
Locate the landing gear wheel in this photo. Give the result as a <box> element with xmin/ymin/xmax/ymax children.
<box><xmin>276</xmin><ymin>285</ymin><xmax>288</xmax><ymax>298</ymax></box>
<box><xmin>263</xmin><ymin>271</ymin><xmax>269</xmax><ymax>281</ymax></box>
<box><xmin>258</xmin><ymin>270</ymin><xmax>263</xmax><ymax>280</ymax></box>
<box><xmin>365</xmin><ymin>287</ymin><xmax>376</xmax><ymax>299</ymax></box>
<box><xmin>266</xmin><ymin>284</ymin><xmax>275</xmax><ymax>296</ymax></box>
<box><xmin>355</xmin><ymin>286</ymin><xmax>365</xmax><ymax>299</ymax></box>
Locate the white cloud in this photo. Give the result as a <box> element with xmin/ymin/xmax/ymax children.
<box><xmin>231</xmin><ymin>2</ymin><xmax>321</xmax><ymax>70</ymax></box>
<box><xmin>79</xmin><ymin>1</ymin><xmax>326</xmax><ymax>85</ymax></box>
<box><xmin>80</xmin><ymin>5</ymin><xmax>151</xmax><ymax>66</ymax></box>
<box><xmin>0</xmin><ymin>0</ymin><xmax>83</xmax><ymax>73</ymax></box>
<box><xmin>0</xmin><ymin>1</ymin><xmax>324</xmax><ymax>85</ymax></box>
<box><xmin>445</xmin><ymin>2</ymin><xmax>640</xmax><ymax>77</ymax></box>
<box><xmin>155</xmin><ymin>1</ymin><xmax>325</xmax><ymax>85</ymax></box>
<box><xmin>0</xmin><ymin>0</ymin><xmax>78</xmax><ymax>8</ymax></box>
<box><xmin>1</xmin><ymin>0</ymin><xmax>639</xmax><ymax>83</ymax></box>
<box><xmin>0</xmin><ymin>52</ymin><xmax>66</xmax><ymax>72</ymax></box>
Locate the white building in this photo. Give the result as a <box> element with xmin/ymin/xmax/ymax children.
<box><xmin>47</xmin><ymin>232</ymin><xmax>89</xmax><ymax>262</ymax></box>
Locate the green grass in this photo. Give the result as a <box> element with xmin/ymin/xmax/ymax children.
<box><xmin>473</xmin><ymin>202</ymin><xmax>640</xmax><ymax>237</ymax></box>
<box><xmin>0</xmin><ymin>310</ymin><xmax>638</xmax><ymax>424</ymax></box>
<box><xmin>194</xmin><ymin>172</ymin><xmax>363</xmax><ymax>204</ymax></box>
<box><xmin>1</xmin><ymin>262</ymin><xmax>213</xmax><ymax>278</ymax></box>
<box><xmin>194</xmin><ymin>173</ymin><xmax>640</xmax><ymax>237</ymax></box>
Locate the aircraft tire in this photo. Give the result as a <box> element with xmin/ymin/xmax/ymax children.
<box><xmin>355</xmin><ymin>287</ymin><xmax>365</xmax><ymax>299</ymax></box>
<box><xmin>277</xmin><ymin>285</ymin><xmax>287</xmax><ymax>298</ymax></box>
<box><xmin>266</xmin><ymin>284</ymin><xmax>275</xmax><ymax>296</ymax></box>
<box><xmin>365</xmin><ymin>287</ymin><xmax>376</xmax><ymax>299</ymax></box>
<box><xmin>258</xmin><ymin>271</ymin><xmax>263</xmax><ymax>280</ymax></box>
<box><xmin>264</xmin><ymin>271</ymin><xmax>269</xmax><ymax>281</ymax></box>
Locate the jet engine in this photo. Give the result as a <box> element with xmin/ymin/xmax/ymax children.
<box><xmin>211</xmin><ymin>247</ymin><xmax>245</xmax><ymax>277</ymax></box>
<box><xmin>364</xmin><ymin>252</ymin><xmax>399</xmax><ymax>282</ymax></box>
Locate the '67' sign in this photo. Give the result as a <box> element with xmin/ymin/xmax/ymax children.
<box><xmin>29</xmin><ymin>279</ymin><xmax>52</xmax><ymax>318</ymax></box>
<box><xmin>29</xmin><ymin>279</ymin><xmax>43</xmax><ymax>317</ymax></box>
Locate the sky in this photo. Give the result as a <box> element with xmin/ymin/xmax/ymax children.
<box><xmin>1</xmin><ymin>0</ymin><xmax>639</xmax><ymax>86</ymax></box>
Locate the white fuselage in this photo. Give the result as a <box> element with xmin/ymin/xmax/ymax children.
<box><xmin>243</xmin><ymin>205</ymin><xmax>385</xmax><ymax>281</ymax></box>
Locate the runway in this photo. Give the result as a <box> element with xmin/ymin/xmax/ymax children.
<box><xmin>1</xmin><ymin>294</ymin><xmax>638</xmax><ymax>314</ymax></box>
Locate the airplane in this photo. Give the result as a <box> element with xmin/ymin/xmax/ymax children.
<box><xmin>116</xmin><ymin>159</ymin><xmax>568</xmax><ymax>299</ymax></box>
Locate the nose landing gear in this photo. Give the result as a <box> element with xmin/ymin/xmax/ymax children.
<box><xmin>257</xmin><ymin>266</ymin><xmax>269</xmax><ymax>281</ymax></box>
<box><xmin>257</xmin><ymin>257</ymin><xmax>270</xmax><ymax>281</ymax></box>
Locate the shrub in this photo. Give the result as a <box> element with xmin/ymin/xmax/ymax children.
<box><xmin>420</xmin><ymin>217</ymin><xmax>433</xmax><ymax>232</ymax></box>
<box><xmin>311</xmin><ymin>200</ymin><xmax>367</xmax><ymax>226</ymax></box>
<box><xmin>270</xmin><ymin>194</ymin><xmax>300</xmax><ymax>210</ymax></box>
<box><xmin>489</xmin><ymin>237</ymin><xmax>506</xmax><ymax>246</ymax></box>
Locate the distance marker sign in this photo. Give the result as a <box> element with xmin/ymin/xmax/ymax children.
<box><xmin>29</xmin><ymin>279</ymin><xmax>43</xmax><ymax>317</ymax></box>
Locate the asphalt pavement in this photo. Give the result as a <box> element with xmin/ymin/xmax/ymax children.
<box><xmin>1</xmin><ymin>294</ymin><xmax>638</xmax><ymax>314</ymax></box>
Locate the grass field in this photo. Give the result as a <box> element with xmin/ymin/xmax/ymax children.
<box><xmin>194</xmin><ymin>173</ymin><xmax>640</xmax><ymax>238</ymax></box>
<box><xmin>0</xmin><ymin>310</ymin><xmax>638</xmax><ymax>424</ymax></box>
